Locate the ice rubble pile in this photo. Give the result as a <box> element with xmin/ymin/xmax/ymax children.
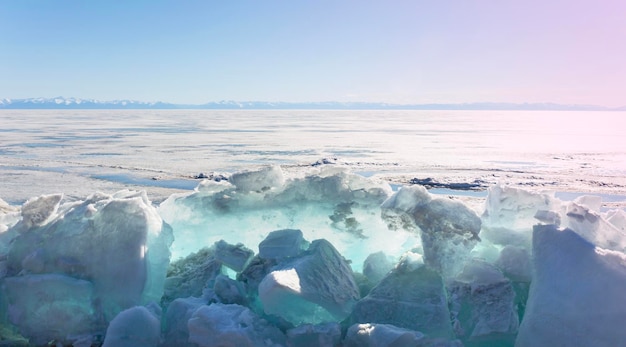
<box><xmin>0</xmin><ymin>166</ymin><xmax>626</xmax><ymax>346</ymax></box>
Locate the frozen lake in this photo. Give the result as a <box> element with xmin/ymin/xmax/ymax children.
<box><xmin>1</xmin><ymin>109</ymin><xmax>626</xmax><ymax>205</ymax></box>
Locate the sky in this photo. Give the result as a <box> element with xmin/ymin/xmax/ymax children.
<box><xmin>1</xmin><ymin>1</ymin><xmax>625</xmax><ymax>107</ymax></box>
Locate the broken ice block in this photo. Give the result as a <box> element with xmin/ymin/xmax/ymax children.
<box><xmin>258</xmin><ymin>239</ymin><xmax>360</xmax><ymax>325</ymax></box>
<box><xmin>229</xmin><ymin>165</ymin><xmax>285</xmax><ymax>192</ymax></box>
<box><xmin>350</xmin><ymin>259</ymin><xmax>453</xmax><ymax>338</ymax></box>
<box><xmin>258</xmin><ymin>229</ymin><xmax>309</xmax><ymax>260</ymax></box>
<box><xmin>161</xmin><ymin>297</ymin><xmax>205</xmax><ymax>347</ymax></box>
<box><xmin>383</xmin><ymin>185</ymin><xmax>481</xmax><ymax>278</ymax></box>
<box><xmin>4</xmin><ymin>191</ymin><xmax>172</xmax><ymax>323</ymax></box>
<box><xmin>187</xmin><ymin>303</ymin><xmax>286</xmax><ymax>347</ymax></box>
<box><xmin>564</xmin><ymin>201</ymin><xmax>626</xmax><ymax>252</ymax></box>
<box><xmin>362</xmin><ymin>251</ymin><xmax>394</xmax><ymax>284</ymax></box>
<box><xmin>162</xmin><ymin>247</ymin><xmax>224</xmax><ymax>307</ymax></box>
<box><xmin>213</xmin><ymin>240</ymin><xmax>254</xmax><ymax>272</ymax></box>
<box><xmin>2</xmin><ymin>274</ymin><xmax>97</xmax><ymax>346</ymax></box>
<box><xmin>516</xmin><ymin>225</ymin><xmax>626</xmax><ymax>346</ymax></box>
<box><xmin>481</xmin><ymin>184</ymin><xmax>559</xmax><ymax>249</ymax></box>
<box><xmin>102</xmin><ymin>306</ymin><xmax>161</xmax><ymax>347</ymax></box>
<box><xmin>447</xmin><ymin>259</ymin><xmax>519</xmax><ymax>345</ymax></box>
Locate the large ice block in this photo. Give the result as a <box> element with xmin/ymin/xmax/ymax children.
<box><xmin>258</xmin><ymin>239</ymin><xmax>360</xmax><ymax>325</ymax></box>
<box><xmin>1</xmin><ymin>190</ymin><xmax>173</xmax><ymax>343</ymax></box>
<box><xmin>516</xmin><ymin>225</ymin><xmax>626</xmax><ymax>346</ymax></box>
<box><xmin>350</xmin><ymin>258</ymin><xmax>453</xmax><ymax>338</ymax></box>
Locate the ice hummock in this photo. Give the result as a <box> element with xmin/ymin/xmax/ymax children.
<box><xmin>2</xmin><ymin>166</ymin><xmax>626</xmax><ymax>346</ymax></box>
<box><xmin>0</xmin><ymin>190</ymin><xmax>173</xmax><ymax>345</ymax></box>
<box><xmin>158</xmin><ymin>166</ymin><xmax>420</xmax><ymax>271</ymax></box>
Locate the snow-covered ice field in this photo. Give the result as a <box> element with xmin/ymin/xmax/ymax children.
<box><xmin>1</xmin><ymin>109</ymin><xmax>626</xmax><ymax>206</ymax></box>
<box><xmin>2</xmin><ymin>109</ymin><xmax>626</xmax><ymax>346</ymax></box>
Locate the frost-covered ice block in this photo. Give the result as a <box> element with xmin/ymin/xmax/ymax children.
<box><xmin>516</xmin><ymin>225</ymin><xmax>626</xmax><ymax>347</ymax></box>
<box><xmin>162</xmin><ymin>297</ymin><xmax>205</xmax><ymax>347</ymax></box>
<box><xmin>382</xmin><ymin>185</ymin><xmax>481</xmax><ymax>278</ymax></box>
<box><xmin>187</xmin><ymin>303</ymin><xmax>286</xmax><ymax>347</ymax></box>
<box><xmin>4</xmin><ymin>190</ymin><xmax>172</xmax><ymax>323</ymax></box>
<box><xmin>213</xmin><ymin>240</ymin><xmax>254</xmax><ymax>272</ymax></box>
<box><xmin>447</xmin><ymin>259</ymin><xmax>519</xmax><ymax>345</ymax></box>
<box><xmin>258</xmin><ymin>239</ymin><xmax>360</xmax><ymax>325</ymax></box>
<box><xmin>102</xmin><ymin>306</ymin><xmax>161</xmax><ymax>347</ymax></box>
<box><xmin>350</xmin><ymin>258</ymin><xmax>453</xmax><ymax>338</ymax></box>
<box><xmin>2</xmin><ymin>274</ymin><xmax>97</xmax><ymax>346</ymax></box>
<box><xmin>14</xmin><ymin>193</ymin><xmax>63</xmax><ymax>230</ymax></box>
<box><xmin>258</xmin><ymin>229</ymin><xmax>309</xmax><ymax>260</ymax></box>
<box><xmin>564</xmin><ymin>200</ymin><xmax>626</xmax><ymax>252</ymax></box>
<box><xmin>481</xmin><ymin>184</ymin><xmax>559</xmax><ymax>249</ymax></box>
<box><xmin>162</xmin><ymin>247</ymin><xmax>224</xmax><ymax>307</ymax></box>
<box><xmin>286</xmin><ymin>322</ymin><xmax>342</xmax><ymax>347</ymax></box>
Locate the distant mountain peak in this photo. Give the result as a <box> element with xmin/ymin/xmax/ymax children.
<box><xmin>0</xmin><ymin>97</ymin><xmax>618</xmax><ymax>111</ymax></box>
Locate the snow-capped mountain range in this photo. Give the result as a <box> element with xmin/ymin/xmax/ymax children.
<box><xmin>0</xmin><ymin>97</ymin><xmax>621</xmax><ymax>110</ymax></box>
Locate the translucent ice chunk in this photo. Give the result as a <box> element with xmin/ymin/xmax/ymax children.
<box><xmin>229</xmin><ymin>165</ymin><xmax>285</xmax><ymax>192</ymax></box>
<box><xmin>564</xmin><ymin>201</ymin><xmax>626</xmax><ymax>252</ymax></box>
<box><xmin>481</xmin><ymin>184</ymin><xmax>559</xmax><ymax>249</ymax></box>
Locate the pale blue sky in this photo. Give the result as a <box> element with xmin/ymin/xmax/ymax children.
<box><xmin>2</xmin><ymin>1</ymin><xmax>625</xmax><ymax>106</ymax></box>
